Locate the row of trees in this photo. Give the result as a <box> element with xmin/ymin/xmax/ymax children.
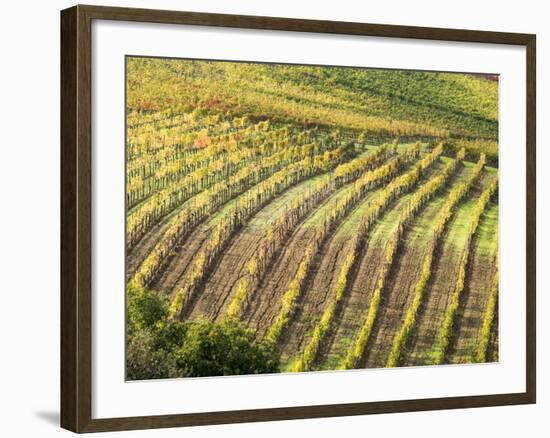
<box><xmin>127</xmin><ymin>111</ymin><xmax>251</xmax><ymax>160</ymax></box>
<box><xmin>291</xmin><ymin>144</ymin><xmax>445</xmax><ymax>372</ymax></box>
<box><xmin>340</xmin><ymin>148</ymin><xmax>466</xmax><ymax>369</ymax></box>
<box><xmin>127</xmin><ymin>122</ymin><xmax>293</xmax><ymax>181</ymax></box>
<box><xmin>385</xmin><ymin>153</ymin><xmax>486</xmax><ymax>368</ymax></box>
<box><xmin>127</xmin><ymin>122</ymin><xmax>311</xmax><ymax>223</ymax></box>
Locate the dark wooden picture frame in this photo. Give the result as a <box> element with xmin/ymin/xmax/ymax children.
<box><xmin>61</xmin><ymin>4</ymin><xmax>536</xmax><ymax>433</ymax></box>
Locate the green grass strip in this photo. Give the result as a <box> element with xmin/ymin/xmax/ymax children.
<box><xmin>291</xmin><ymin>144</ymin><xmax>445</xmax><ymax>372</ymax></box>
<box><xmin>430</xmin><ymin>177</ymin><xmax>498</xmax><ymax>364</ymax></box>
<box><xmin>339</xmin><ymin>150</ymin><xmax>465</xmax><ymax>370</ymax></box>
<box><xmin>385</xmin><ymin>153</ymin><xmax>486</xmax><ymax>368</ymax></box>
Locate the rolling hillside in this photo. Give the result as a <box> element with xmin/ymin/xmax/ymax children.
<box><xmin>125</xmin><ymin>56</ymin><xmax>499</xmax><ymax>379</ymax></box>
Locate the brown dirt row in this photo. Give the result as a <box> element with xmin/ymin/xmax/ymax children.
<box><xmin>487</xmin><ymin>301</ymin><xmax>500</xmax><ymax>362</ymax></box>
<box><xmin>149</xmin><ymin>176</ymin><xmax>322</xmax><ymax>300</ymax></box>
<box><xmin>362</xmin><ymin>164</ymin><xmax>472</xmax><ymax>369</ymax></box>
<box><xmin>445</xmin><ymin>200</ymin><xmax>499</xmax><ymax>363</ymax></box>
<box><xmin>241</xmin><ymin>187</ymin><xmax>382</xmax><ymax>342</ymax></box>
<box><xmin>186</xmin><ymin>175</ymin><xmax>325</xmax><ymax>321</ymax></box>
<box><xmin>402</xmin><ymin>171</ymin><xmax>493</xmax><ymax>366</ymax></box>
<box><xmin>126</xmin><ymin>197</ymin><xmax>196</xmax><ymax>281</ymax></box>
<box><xmin>241</xmin><ymin>225</ymin><xmax>318</xmax><ymax>337</ymax></box>
<box><xmin>237</xmin><ymin>150</ymin><xmax>418</xmax><ymax>337</ymax></box>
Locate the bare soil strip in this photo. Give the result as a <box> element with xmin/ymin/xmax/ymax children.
<box><xmin>186</xmin><ymin>175</ymin><xmax>326</xmax><ymax>321</ymax></box>
<box><xmin>402</xmin><ymin>171</ymin><xmax>493</xmax><ymax>366</ymax></box>
<box><xmin>149</xmin><ymin>175</ymin><xmax>323</xmax><ymax>298</ymax></box>
<box><xmin>445</xmin><ymin>198</ymin><xmax>498</xmax><ymax>363</ymax></box>
<box><xmin>126</xmin><ymin>197</ymin><xmax>195</xmax><ymax>280</ymax></box>
<box><xmin>361</xmin><ymin>164</ymin><xmax>472</xmax><ymax>369</ymax></box>
<box><xmin>241</xmin><ymin>178</ymin><xmax>390</xmax><ymax>342</ymax></box>
<box><xmin>487</xmin><ymin>300</ymin><xmax>500</xmax><ymax>362</ymax></box>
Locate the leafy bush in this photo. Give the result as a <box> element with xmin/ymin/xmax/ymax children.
<box><xmin>127</xmin><ymin>284</ymin><xmax>169</xmax><ymax>335</ymax></box>
<box><xmin>126</xmin><ymin>294</ymin><xmax>280</xmax><ymax>379</ymax></box>
<box><xmin>174</xmin><ymin>319</ymin><xmax>280</xmax><ymax>377</ymax></box>
<box><xmin>126</xmin><ymin>329</ymin><xmax>179</xmax><ymax>380</ymax></box>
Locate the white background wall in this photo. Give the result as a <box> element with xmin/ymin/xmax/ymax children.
<box><xmin>0</xmin><ymin>0</ymin><xmax>546</xmax><ymax>436</ymax></box>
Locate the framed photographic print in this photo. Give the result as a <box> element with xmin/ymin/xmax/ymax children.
<box><xmin>60</xmin><ymin>4</ymin><xmax>536</xmax><ymax>433</ymax></box>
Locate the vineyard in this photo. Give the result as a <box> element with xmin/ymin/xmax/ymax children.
<box><xmin>126</xmin><ymin>57</ymin><xmax>499</xmax><ymax>379</ymax></box>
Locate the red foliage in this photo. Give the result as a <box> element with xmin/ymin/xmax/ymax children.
<box><xmin>203</xmin><ymin>98</ymin><xmax>224</xmax><ymax>110</ymax></box>
<box><xmin>194</xmin><ymin>138</ymin><xmax>209</xmax><ymax>149</ymax></box>
<box><xmin>136</xmin><ymin>99</ymin><xmax>159</xmax><ymax>112</ymax></box>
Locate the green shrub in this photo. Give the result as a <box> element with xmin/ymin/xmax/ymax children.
<box><xmin>127</xmin><ymin>284</ymin><xmax>169</xmax><ymax>335</ymax></box>
<box><xmin>126</xmin><ymin>329</ymin><xmax>179</xmax><ymax>380</ymax></box>
<box><xmin>174</xmin><ymin>319</ymin><xmax>280</xmax><ymax>377</ymax></box>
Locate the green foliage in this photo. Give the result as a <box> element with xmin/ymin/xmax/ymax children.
<box><xmin>174</xmin><ymin>319</ymin><xmax>280</xmax><ymax>377</ymax></box>
<box><xmin>126</xmin><ymin>329</ymin><xmax>180</xmax><ymax>380</ymax></box>
<box><xmin>127</xmin><ymin>295</ymin><xmax>279</xmax><ymax>379</ymax></box>
<box><xmin>264</xmin><ymin>65</ymin><xmax>498</xmax><ymax>137</ymax></box>
<box><xmin>127</xmin><ymin>283</ymin><xmax>169</xmax><ymax>335</ymax></box>
<box><xmin>267</xmin><ymin>248</ymin><xmax>314</xmax><ymax>344</ymax></box>
<box><xmin>226</xmin><ymin>278</ymin><xmax>250</xmax><ymax>319</ymax></box>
